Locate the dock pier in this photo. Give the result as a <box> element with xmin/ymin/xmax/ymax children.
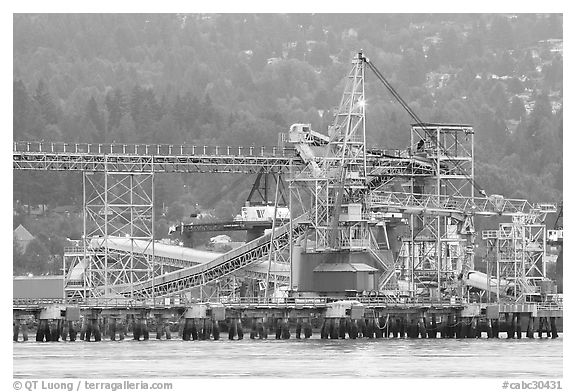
<box><xmin>12</xmin><ymin>297</ymin><xmax>563</xmax><ymax>342</ymax></box>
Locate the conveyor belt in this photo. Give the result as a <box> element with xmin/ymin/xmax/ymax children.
<box><xmin>127</xmin><ymin>215</ymin><xmax>309</xmax><ymax>298</ymax></box>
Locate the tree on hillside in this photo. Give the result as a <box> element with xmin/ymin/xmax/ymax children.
<box><xmin>33</xmin><ymin>79</ymin><xmax>60</xmax><ymax>126</ymax></box>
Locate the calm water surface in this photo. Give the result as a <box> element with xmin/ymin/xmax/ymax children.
<box><xmin>13</xmin><ymin>335</ymin><xmax>562</xmax><ymax>378</ymax></box>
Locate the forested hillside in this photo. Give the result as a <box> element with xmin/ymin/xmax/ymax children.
<box><xmin>13</xmin><ymin>14</ymin><xmax>562</xmax><ymax>275</ymax></box>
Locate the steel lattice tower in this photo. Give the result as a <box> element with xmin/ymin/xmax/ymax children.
<box><xmin>291</xmin><ymin>52</ymin><xmax>370</xmax><ymax>252</ymax></box>
<box><xmin>82</xmin><ymin>169</ymin><xmax>156</xmax><ymax>298</ymax></box>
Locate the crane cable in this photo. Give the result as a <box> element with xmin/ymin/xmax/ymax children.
<box><xmin>363</xmin><ymin>55</ymin><xmax>487</xmax><ymax>198</ymax></box>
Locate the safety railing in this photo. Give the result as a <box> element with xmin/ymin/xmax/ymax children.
<box><xmin>14</xmin><ymin>295</ymin><xmax>471</xmax><ymax>308</ymax></box>
<box><xmin>14</xmin><ymin>294</ymin><xmax>565</xmax><ymax>313</ymax></box>
<box><xmin>13</xmin><ymin>141</ymin><xmax>295</xmax><ymax>158</ymax></box>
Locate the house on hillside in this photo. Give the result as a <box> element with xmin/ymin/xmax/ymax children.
<box><xmin>50</xmin><ymin>205</ymin><xmax>80</xmax><ymax>217</ymax></box>
<box><xmin>14</xmin><ymin>224</ymin><xmax>34</xmax><ymax>252</ymax></box>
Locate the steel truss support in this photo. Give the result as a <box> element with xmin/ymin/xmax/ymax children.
<box><xmin>484</xmin><ymin>215</ymin><xmax>548</xmax><ymax>302</ymax></box>
<box><xmin>401</xmin><ymin>124</ymin><xmax>475</xmax><ymax>300</ymax></box>
<box><xmin>82</xmin><ymin>168</ymin><xmax>156</xmax><ymax>298</ymax></box>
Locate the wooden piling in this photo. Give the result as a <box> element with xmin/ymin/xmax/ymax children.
<box><xmin>329</xmin><ymin>319</ymin><xmax>338</xmax><ymax>339</ymax></box>
<box><xmin>430</xmin><ymin>314</ymin><xmax>438</xmax><ymax>338</ymax></box>
<box><xmin>257</xmin><ymin>319</ymin><xmax>266</xmax><ymax>339</ymax></box>
<box><xmin>469</xmin><ymin>318</ymin><xmax>478</xmax><ymax>338</ymax></box>
<box><xmin>141</xmin><ymin>318</ymin><xmax>149</xmax><ymax>340</ymax></box>
<box><xmin>119</xmin><ymin>319</ymin><xmax>126</xmax><ymax>340</ymax></box>
<box><xmin>527</xmin><ymin>316</ymin><xmax>534</xmax><ymax>339</ymax></box>
<box><xmin>398</xmin><ymin>317</ymin><xmax>405</xmax><ymax>338</ymax></box>
<box><xmin>514</xmin><ymin>313</ymin><xmax>522</xmax><ymax>339</ymax></box>
<box><xmin>357</xmin><ymin>318</ymin><xmax>366</xmax><ymax>338</ymax></box>
<box><xmin>250</xmin><ymin>319</ymin><xmax>258</xmax><ymax>339</ymax></box>
<box><xmin>320</xmin><ymin>318</ymin><xmax>327</xmax><ymax>339</ymax></box>
<box><xmin>61</xmin><ymin>319</ymin><xmax>69</xmax><ymax>341</ymax></box>
<box><xmin>342</xmin><ymin>318</ymin><xmax>350</xmax><ymax>339</ymax></box>
<box><xmin>505</xmin><ymin>313</ymin><xmax>513</xmax><ymax>339</ymax></box>
<box><xmin>22</xmin><ymin>320</ymin><xmax>29</xmax><ymax>341</ymax></box>
<box><xmin>237</xmin><ymin>319</ymin><xmax>244</xmax><ymax>340</ymax></box>
<box><xmin>418</xmin><ymin>316</ymin><xmax>426</xmax><ymax>339</ymax></box>
<box><xmin>550</xmin><ymin>317</ymin><xmax>558</xmax><ymax>339</ymax></box>
<box><xmin>79</xmin><ymin>317</ymin><xmax>87</xmax><ymax>341</ymax></box>
<box><xmin>295</xmin><ymin>318</ymin><xmax>302</xmax><ymax>339</ymax></box>
<box><xmin>374</xmin><ymin>318</ymin><xmax>383</xmax><ymax>339</ymax></box>
<box><xmin>228</xmin><ymin>319</ymin><xmax>236</xmax><ymax>340</ymax></box>
<box><xmin>538</xmin><ymin>317</ymin><xmax>544</xmax><ymax>338</ymax></box>
<box><xmin>133</xmin><ymin>318</ymin><xmax>142</xmax><ymax>341</ymax></box>
<box><xmin>454</xmin><ymin>316</ymin><xmax>462</xmax><ymax>338</ymax></box>
<box><xmin>155</xmin><ymin>317</ymin><xmax>162</xmax><ymax>340</ymax></box>
<box><xmin>36</xmin><ymin>319</ymin><xmax>47</xmax><ymax>342</ymax></box>
<box><xmin>281</xmin><ymin>319</ymin><xmax>289</xmax><ymax>339</ymax></box>
<box><xmin>110</xmin><ymin>318</ymin><xmax>117</xmax><ymax>341</ymax></box>
<box><xmin>349</xmin><ymin>319</ymin><xmax>358</xmax><ymax>339</ymax></box>
<box><xmin>365</xmin><ymin>318</ymin><xmax>374</xmax><ymax>339</ymax></box>
<box><xmin>212</xmin><ymin>320</ymin><xmax>220</xmax><ymax>340</ymax></box>
<box><xmin>493</xmin><ymin>318</ymin><xmax>500</xmax><ymax>338</ymax></box>
<box><xmin>13</xmin><ymin>319</ymin><xmax>20</xmax><ymax>342</ymax></box>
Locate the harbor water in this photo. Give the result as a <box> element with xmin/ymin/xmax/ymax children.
<box><xmin>13</xmin><ymin>334</ymin><xmax>562</xmax><ymax>378</ymax></box>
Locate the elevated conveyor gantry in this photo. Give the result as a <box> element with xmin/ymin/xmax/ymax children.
<box><xmin>127</xmin><ymin>215</ymin><xmax>309</xmax><ymax>299</ymax></box>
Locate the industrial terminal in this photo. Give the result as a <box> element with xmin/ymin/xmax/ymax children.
<box><xmin>13</xmin><ymin>52</ymin><xmax>563</xmax><ymax>342</ymax></box>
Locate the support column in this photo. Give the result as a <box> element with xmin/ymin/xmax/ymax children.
<box><xmin>527</xmin><ymin>316</ymin><xmax>534</xmax><ymax>339</ymax></box>
<box><xmin>250</xmin><ymin>318</ymin><xmax>258</xmax><ymax>339</ymax></box>
<box><xmin>79</xmin><ymin>317</ymin><xmax>87</xmax><ymax>341</ymax></box>
<box><xmin>430</xmin><ymin>314</ymin><xmax>438</xmax><ymax>338</ymax></box>
<box><xmin>118</xmin><ymin>319</ymin><xmax>126</xmax><ymax>340</ymax></box>
<box><xmin>190</xmin><ymin>319</ymin><xmax>199</xmax><ymax>341</ymax></box>
<box><xmin>212</xmin><ymin>320</ymin><xmax>220</xmax><ymax>340</ymax></box>
<box><xmin>36</xmin><ymin>319</ymin><xmax>48</xmax><ymax>342</ymax></box>
<box><xmin>329</xmin><ymin>319</ymin><xmax>338</xmax><ymax>339</ymax></box>
<box><xmin>493</xmin><ymin>317</ymin><xmax>500</xmax><ymax>338</ymax></box>
<box><xmin>357</xmin><ymin>318</ymin><xmax>366</xmax><ymax>338</ymax></box>
<box><xmin>154</xmin><ymin>316</ymin><xmax>162</xmax><ymax>340</ymax></box>
<box><xmin>92</xmin><ymin>318</ymin><xmax>102</xmax><ymax>342</ymax></box>
<box><xmin>505</xmin><ymin>313</ymin><xmax>513</xmax><ymax>339</ymax></box>
<box><xmin>374</xmin><ymin>318</ymin><xmax>383</xmax><ymax>339</ymax></box>
<box><xmin>514</xmin><ymin>313</ymin><xmax>522</xmax><ymax>339</ymax></box>
<box><xmin>228</xmin><ymin>319</ymin><xmax>237</xmax><ymax>340</ymax></box>
<box><xmin>257</xmin><ymin>318</ymin><xmax>266</xmax><ymax>339</ymax></box>
<box><xmin>349</xmin><ymin>319</ymin><xmax>358</xmax><ymax>339</ymax></box>
<box><xmin>338</xmin><ymin>318</ymin><xmax>346</xmax><ymax>339</ymax></box>
<box><xmin>109</xmin><ymin>318</ymin><xmax>117</xmax><ymax>341</ymax></box>
<box><xmin>281</xmin><ymin>318</ymin><xmax>290</xmax><ymax>340</ymax></box>
<box><xmin>486</xmin><ymin>318</ymin><xmax>494</xmax><ymax>339</ymax></box>
<box><xmin>538</xmin><ymin>317</ymin><xmax>544</xmax><ymax>338</ymax></box>
<box><xmin>550</xmin><ymin>317</ymin><xmax>558</xmax><ymax>339</ymax></box>
<box><xmin>469</xmin><ymin>317</ymin><xmax>478</xmax><ymax>338</ymax></box>
<box><xmin>141</xmin><ymin>318</ymin><xmax>149</xmax><ymax>340</ymax></box>
<box><xmin>419</xmin><ymin>316</ymin><xmax>427</xmax><ymax>338</ymax></box>
<box><xmin>320</xmin><ymin>318</ymin><xmax>328</xmax><ymax>339</ymax></box>
<box><xmin>398</xmin><ymin>317</ymin><xmax>405</xmax><ymax>338</ymax></box>
<box><xmin>22</xmin><ymin>320</ymin><xmax>29</xmax><ymax>341</ymax></box>
<box><xmin>237</xmin><ymin>319</ymin><xmax>244</xmax><ymax>340</ymax></box>
<box><xmin>365</xmin><ymin>318</ymin><xmax>374</xmax><ymax>339</ymax></box>
<box><xmin>133</xmin><ymin>317</ymin><xmax>142</xmax><ymax>341</ymax></box>
<box><xmin>295</xmin><ymin>318</ymin><xmax>302</xmax><ymax>339</ymax></box>
<box><xmin>13</xmin><ymin>319</ymin><xmax>20</xmax><ymax>342</ymax></box>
